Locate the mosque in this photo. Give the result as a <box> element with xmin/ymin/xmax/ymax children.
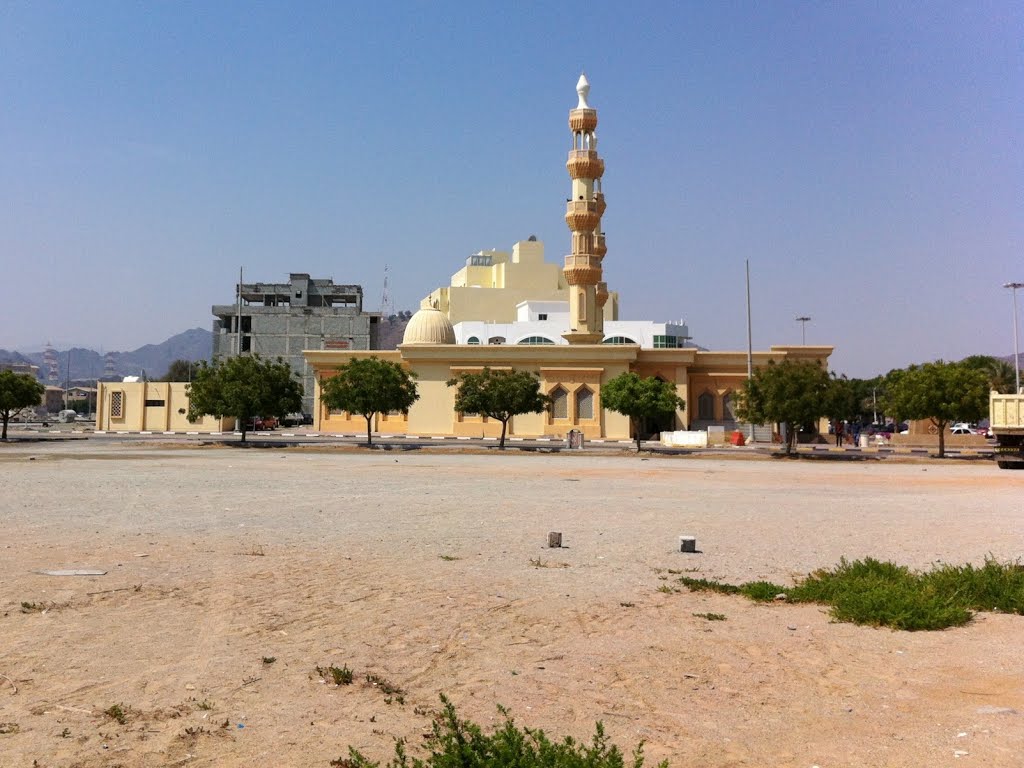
<box><xmin>306</xmin><ymin>75</ymin><xmax>832</xmax><ymax>441</ymax></box>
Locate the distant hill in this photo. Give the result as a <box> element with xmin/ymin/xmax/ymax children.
<box><xmin>0</xmin><ymin>328</ymin><xmax>213</xmax><ymax>382</ymax></box>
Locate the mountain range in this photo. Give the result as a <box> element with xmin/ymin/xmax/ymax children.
<box><xmin>0</xmin><ymin>328</ymin><xmax>213</xmax><ymax>383</ymax></box>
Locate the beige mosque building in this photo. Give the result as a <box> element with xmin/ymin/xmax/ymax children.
<box><xmin>97</xmin><ymin>75</ymin><xmax>830</xmax><ymax>439</ymax></box>
<box><xmin>307</xmin><ymin>75</ymin><xmax>832</xmax><ymax>441</ymax></box>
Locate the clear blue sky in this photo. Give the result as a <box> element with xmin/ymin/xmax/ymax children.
<box><xmin>2</xmin><ymin>1</ymin><xmax>1021</xmax><ymax>377</ymax></box>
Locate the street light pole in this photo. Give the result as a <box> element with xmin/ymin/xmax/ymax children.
<box><xmin>795</xmin><ymin>316</ymin><xmax>811</xmax><ymax>345</ymax></box>
<box><xmin>1005</xmin><ymin>282</ymin><xmax>1023</xmax><ymax>394</ymax></box>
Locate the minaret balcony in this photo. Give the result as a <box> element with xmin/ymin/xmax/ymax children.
<box><xmin>594</xmin><ymin>234</ymin><xmax>607</xmax><ymax>257</ymax></box>
<box><xmin>566</xmin><ymin>150</ymin><xmax>605</xmax><ymax>180</ymax></box>
<box><xmin>565</xmin><ymin>200</ymin><xmax>601</xmax><ymax>232</ymax></box>
<box><xmin>596</xmin><ymin>281</ymin><xmax>609</xmax><ymax>307</ymax></box>
<box><xmin>568</xmin><ymin>108</ymin><xmax>598</xmax><ymax>132</ymax></box>
<box><xmin>562</xmin><ymin>265</ymin><xmax>602</xmax><ymax>286</ymax></box>
<box><xmin>563</xmin><ymin>253</ymin><xmax>603</xmax><ymax>270</ymax></box>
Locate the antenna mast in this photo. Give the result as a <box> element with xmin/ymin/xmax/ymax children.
<box><xmin>380</xmin><ymin>264</ymin><xmax>393</xmax><ymax>317</ymax></box>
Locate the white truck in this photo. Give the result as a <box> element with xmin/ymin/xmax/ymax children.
<box><xmin>990</xmin><ymin>391</ymin><xmax>1024</xmax><ymax>469</ymax></box>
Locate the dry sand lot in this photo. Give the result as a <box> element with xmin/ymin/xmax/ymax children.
<box><xmin>1</xmin><ymin>441</ymin><xmax>1022</xmax><ymax>767</ymax></box>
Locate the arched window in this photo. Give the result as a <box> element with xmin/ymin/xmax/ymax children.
<box><xmin>517</xmin><ymin>336</ymin><xmax>555</xmax><ymax>345</ymax></box>
<box><xmin>602</xmin><ymin>336</ymin><xmax>636</xmax><ymax>345</ymax></box>
<box><xmin>698</xmin><ymin>391</ymin><xmax>715</xmax><ymax>421</ymax></box>
<box><xmin>550</xmin><ymin>386</ymin><xmax>568</xmax><ymax>419</ymax></box>
<box><xmin>488</xmin><ymin>336</ymin><xmax>506</xmax><ymax>345</ymax></box>
<box><xmin>723</xmin><ymin>391</ymin><xmax>737</xmax><ymax>421</ymax></box>
<box><xmin>575</xmin><ymin>387</ymin><xmax>594</xmax><ymax>420</ymax></box>
<box><xmin>466</xmin><ymin>336</ymin><xmax>480</xmax><ymax>345</ymax></box>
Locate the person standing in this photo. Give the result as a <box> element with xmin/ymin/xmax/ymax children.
<box><xmin>835</xmin><ymin>420</ymin><xmax>844</xmax><ymax>447</ymax></box>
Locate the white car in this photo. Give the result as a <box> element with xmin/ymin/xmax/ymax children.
<box><xmin>950</xmin><ymin>424</ymin><xmax>974</xmax><ymax>435</ymax></box>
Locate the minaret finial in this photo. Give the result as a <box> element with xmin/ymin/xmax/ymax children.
<box><xmin>576</xmin><ymin>73</ymin><xmax>591</xmax><ymax>109</ymax></box>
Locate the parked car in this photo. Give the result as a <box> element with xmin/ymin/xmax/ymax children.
<box><xmin>950</xmin><ymin>424</ymin><xmax>974</xmax><ymax>435</ymax></box>
<box><xmin>281</xmin><ymin>412</ymin><xmax>313</xmax><ymax>427</ymax></box>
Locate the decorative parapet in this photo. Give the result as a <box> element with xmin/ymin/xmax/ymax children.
<box><xmin>566</xmin><ymin>149</ymin><xmax>604</xmax><ymax>179</ymax></box>
<box><xmin>568</xmin><ymin>108</ymin><xmax>598</xmax><ymax>132</ymax></box>
<box><xmin>564</xmin><ymin>200</ymin><xmax>601</xmax><ymax>232</ymax></box>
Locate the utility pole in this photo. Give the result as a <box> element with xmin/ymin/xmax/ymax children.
<box><xmin>1005</xmin><ymin>282</ymin><xmax>1023</xmax><ymax>393</ymax></box>
<box><xmin>795</xmin><ymin>316</ymin><xmax>811</xmax><ymax>345</ymax></box>
<box><xmin>745</xmin><ymin>260</ymin><xmax>754</xmax><ymax>442</ymax></box>
<box><xmin>236</xmin><ymin>266</ymin><xmax>244</xmax><ymax>356</ymax></box>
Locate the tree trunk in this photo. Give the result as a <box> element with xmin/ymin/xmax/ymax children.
<box><xmin>240</xmin><ymin>424</ymin><xmax>247</xmax><ymax>444</ymax></box>
<box><xmin>499</xmin><ymin>419</ymin><xmax>508</xmax><ymax>449</ymax></box>
<box><xmin>2</xmin><ymin>413</ymin><xmax>8</xmax><ymax>440</ymax></box>
<box><xmin>936</xmin><ymin>419</ymin><xmax>946</xmax><ymax>458</ymax></box>
<box><xmin>365</xmin><ymin>415</ymin><xmax>373</xmax><ymax>447</ymax></box>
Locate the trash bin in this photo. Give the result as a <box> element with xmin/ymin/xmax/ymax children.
<box><xmin>858</xmin><ymin>434</ymin><xmax>869</xmax><ymax>448</ymax></box>
<box><xmin>730</xmin><ymin>430</ymin><xmax>745</xmax><ymax>446</ymax></box>
<box><xmin>566</xmin><ymin>429</ymin><xmax>584</xmax><ymax>449</ymax></box>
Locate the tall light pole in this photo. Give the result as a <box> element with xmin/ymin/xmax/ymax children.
<box><xmin>795</xmin><ymin>316</ymin><xmax>811</xmax><ymax>345</ymax></box>
<box><xmin>1005</xmin><ymin>282</ymin><xmax>1023</xmax><ymax>394</ymax></box>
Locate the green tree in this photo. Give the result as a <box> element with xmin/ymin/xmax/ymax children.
<box><xmin>959</xmin><ymin>354</ymin><xmax>1017</xmax><ymax>395</ymax></box>
<box><xmin>186</xmin><ymin>355</ymin><xmax>303</xmax><ymax>443</ymax></box>
<box><xmin>160</xmin><ymin>359</ymin><xmax>202</xmax><ymax>382</ymax></box>
<box><xmin>320</xmin><ymin>356</ymin><xmax>419</xmax><ymax>447</ymax></box>
<box><xmin>825</xmin><ymin>374</ymin><xmax>860</xmax><ymax>425</ymax></box>
<box><xmin>599</xmin><ymin>372</ymin><xmax>684</xmax><ymax>451</ymax></box>
<box><xmin>0</xmin><ymin>371</ymin><xmax>46</xmax><ymax>440</ymax></box>
<box><xmin>735</xmin><ymin>360</ymin><xmax>831</xmax><ymax>454</ymax></box>
<box><xmin>446</xmin><ymin>367</ymin><xmax>549</xmax><ymax>449</ymax></box>
<box><xmin>883</xmin><ymin>360</ymin><xmax>989</xmax><ymax>457</ymax></box>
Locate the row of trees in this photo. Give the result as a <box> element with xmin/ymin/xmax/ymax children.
<box><xmin>38</xmin><ymin>351</ymin><xmax>1006</xmax><ymax>453</ymax></box>
<box><xmin>735</xmin><ymin>355</ymin><xmax>1006</xmax><ymax>456</ymax></box>
<box><xmin>182</xmin><ymin>355</ymin><xmax>686</xmax><ymax>449</ymax></box>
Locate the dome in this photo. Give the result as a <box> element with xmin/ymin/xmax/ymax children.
<box><xmin>402</xmin><ymin>307</ymin><xmax>456</xmax><ymax>345</ymax></box>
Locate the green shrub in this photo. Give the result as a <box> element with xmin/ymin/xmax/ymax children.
<box><xmin>336</xmin><ymin>695</ymin><xmax>667</xmax><ymax>768</ymax></box>
<box><xmin>673</xmin><ymin>557</ymin><xmax>1024</xmax><ymax>631</ymax></box>
<box><xmin>738</xmin><ymin>581</ymin><xmax>786</xmax><ymax>602</ymax></box>
<box><xmin>676</xmin><ymin>577</ymin><xmax>740</xmax><ymax>595</ymax></box>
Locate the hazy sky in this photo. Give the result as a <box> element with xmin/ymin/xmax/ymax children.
<box><xmin>2</xmin><ymin>2</ymin><xmax>1021</xmax><ymax>377</ymax></box>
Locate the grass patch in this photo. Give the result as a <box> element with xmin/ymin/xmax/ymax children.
<box><xmin>438</xmin><ymin>554</ymin><xmax>461</xmax><ymax>561</ymax></box>
<box><xmin>365</xmin><ymin>674</ymin><xmax>405</xmax><ymax>705</ymax></box>
<box><xmin>317</xmin><ymin>664</ymin><xmax>355</xmax><ymax>686</ymax></box>
<box><xmin>334</xmin><ymin>694</ymin><xmax>666</xmax><ymax>768</ymax></box>
<box><xmin>104</xmin><ymin>704</ymin><xmax>129</xmax><ymax>725</ymax></box>
<box><xmin>693</xmin><ymin>612</ymin><xmax>726</xmax><ymax>621</ymax></box>
<box><xmin>674</xmin><ymin>557</ymin><xmax>1024</xmax><ymax>631</ymax></box>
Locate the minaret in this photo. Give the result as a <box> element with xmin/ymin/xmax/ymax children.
<box><xmin>562</xmin><ymin>73</ymin><xmax>607</xmax><ymax>344</ymax></box>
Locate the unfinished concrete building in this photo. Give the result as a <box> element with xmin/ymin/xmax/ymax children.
<box><xmin>212</xmin><ymin>273</ymin><xmax>379</xmax><ymax>415</ymax></box>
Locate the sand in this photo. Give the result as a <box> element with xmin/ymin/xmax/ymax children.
<box><xmin>1</xmin><ymin>442</ymin><xmax>1022</xmax><ymax>767</ymax></box>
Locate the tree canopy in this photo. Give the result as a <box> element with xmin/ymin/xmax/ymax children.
<box><xmin>447</xmin><ymin>368</ymin><xmax>549</xmax><ymax>449</ymax></box>
<box><xmin>319</xmin><ymin>356</ymin><xmax>419</xmax><ymax>446</ymax></box>
<box><xmin>883</xmin><ymin>360</ymin><xmax>989</xmax><ymax>457</ymax></box>
<box><xmin>599</xmin><ymin>372</ymin><xmax>684</xmax><ymax>451</ymax></box>
<box><xmin>160</xmin><ymin>359</ymin><xmax>202</xmax><ymax>382</ymax></box>
<box><xmin>735</xmin><ymin>360</ymin><xmax>831</xmax><ymax>454</ymax></box>
<box><xmin>186</xmin><ymin>355</ymin><xmax>303</xmax><ymax>443</ymax></box>
<box><xmin>0</xmin><ymin>370</ymin><xmax>46</xmax><ymax>439</ymax></box>
<box><xmin>959</xmin><ymin>354</ymin><xmax>1018</xmax><ymax>395</ymax></box>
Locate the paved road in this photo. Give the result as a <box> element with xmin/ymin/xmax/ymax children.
<box><xmin>5</xmin><ymin>424</ymin><xmax>996</xmax><ymax>459</ymax></box>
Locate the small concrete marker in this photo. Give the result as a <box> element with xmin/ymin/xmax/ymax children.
<box><xmin>679</xmin><ymin>536</ymin><xmax>697</xmax><ymax>553</ymax></box>
<box><xmin>548</xmin><ymin>531</ymin><xmax>562</xmax><ymax>548</ymax></box>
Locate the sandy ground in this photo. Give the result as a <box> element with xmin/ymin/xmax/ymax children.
<box><xmin>1</xmin><ymin>441</ymin><xmax>1022</xmax><ymax>768</ymax></box>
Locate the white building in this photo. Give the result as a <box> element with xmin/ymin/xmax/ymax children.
<box><xmin>453</xmin><ymin>300</ymin><xmax>691</xmax><ymax>349</ymax></box>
